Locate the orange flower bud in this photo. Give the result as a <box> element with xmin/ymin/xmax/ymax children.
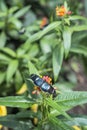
<box><xmin>32</xmin><ymin>86</ymin><xmax>41</xmax><ymax>95</ymax></box>
<box><xmin>40</xmin><ymin>17</ymin><xmax>48</xmax><ymax>29</ymax></box>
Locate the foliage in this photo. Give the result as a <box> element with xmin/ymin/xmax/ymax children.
<box><xmin>0</xmin><ymin>0</ymin><xmax>87</xmax><ymax>130</ymax></box>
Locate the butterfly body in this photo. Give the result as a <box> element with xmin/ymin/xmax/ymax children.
<box><xmin>30</xmin><ymin>74</ymin><xmax>56</xmax><ymax>97</ymax></box>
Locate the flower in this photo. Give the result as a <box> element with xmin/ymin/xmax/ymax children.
<box><xmin>73</xmin><ymin>126</ymin><xmax>81</xmax><ymax>130</ymax></box>
<box><xmin>56</xmin><ymin>5</ymin><xmax>71</xmax><ymax>17</ymax></box>
<box><xmin>33</xmin><ymin>117</ymin><xmax>38</xmax><ymax>125</ymax></box>
<box><xmin>31</xmin><ymin>104</ymin><xmax>38</xmax><ymax>113</ymax></box>
<box><xmin>32</xmin><ymin>86</ymin><xmax>41</xmax><ymax>95</ymax></box>
<box><xmin>0</xmin><ymin>106</ymin><xmax>7</xmax><ymax>129</ymax></box>
<box><xmin>40</xmin><ymin>17</ymin><xmax>48</xmax><ymax>29</ymax></box>
<box><xmin>42</xmin><ymin>76</ymin><xmax>52</xmax><ymax>84</ymax></box>
<box><xmin>31</xmin><ymin>104</ymin><xmax>38</xmax><ymax>125</ymax></box>
<box><xmin>16</xmin><ymin>83</ymin><xmax>27</xmax><ymax>94</ymax></box>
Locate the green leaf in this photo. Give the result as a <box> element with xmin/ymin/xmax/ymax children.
<box><xmin>46</xmin><ymin>98</ymin><xmax>70</xmax><ymax>119</ymax></box>
<box><xmin>28</xmin><ymin>44</ymin><xmax>39</xmax><ymax>57</ymax></box>
<box><xmin>15</xmin><ymin>70</ymin><xmax>23</xmax><ymax>91</ymax></box>
<box><xmin>70</xmin><ymin>45</ymin><xmax>87</xmax><ymax>56</ymax></box>
<box><xmin>15</xmin><ymin>110</ymin><xmax>36</xmax><ymax>118</ymax></box>
<box><xmin>0</xmin><ymin>96</ymin><xmax>34</xmax><ymax>108</ymax></box>
<box><xmin>23</xmin><ymin>21</ymin><xmax>61</xmax><ymax>50</ymax></box>
<box><xmin>49</xmin><ymin>116</ymin><xmax>74</xmax><ymax>130</ymax></box>
<box><xmin>17</xmin><ymin>47</ymin><xmax>26</xmax><ymax>56</ymax></box>
<box><xmin>56</xmin><ymin>91</ymin><xmax>87</xmax><ymax>111</ymax></box>
<box><xmin>0</xmin><ymin>118</ymin><xmax>21</xmax><ymax>130</ymax></box>
<box><xmin>69</xmin><ymin>15</ymin><xmax>87</xmax><ymax>21</ymax></box>
<box><xmin>6</xmin><ymin>60</ymin><xmax>19</xmax><ymax>82</ymax></box>
<box><xmin>0</xmin><ymin>32</ymin><xmax>7</xmax><ymax>48</ymax></box>
<box><xmin>9</xmin><ymin>6</ymin><xmax>18</xmax><ymax>14</ymax></box>
<box><xmin>39</xmin><ymin>22</ymin><xmax>61</xmax><ymax>38</ymax></box>
<box><xmin>24</xmin><ymin>10</ymin><xmax>36</xmax><ymax>26</ymax></box>
<box><xmin>63</xmin><ymin>28</ymin><xmax>72</xmax><ymax>57</ymax></box>
<box><xmin>71</xmin><ymin>25</ymin><xmax>87</xmax><ymax>32</ymax></box>
<box><xmin>54</xmin><ymin>82</ymin><xmax>74</xmax><ymax>92</ymax></box>
<box><xmin>0</xmin><ymin>47</ymin><xmax>16</xmax><ymax>57</ymax></box>
<box><xmin>28</xmin><ymin>61</ymin><xmax>39</xmax><ymax>75</ymax></box>
<box><xmin>8</xmin><ymin>17</ymin><xmax>22</xmax><ymax>29</ymax></box>
<box><xmin>0</xmin><ymin>12</ymin><xmax>6</xmax><ymax>18</ymax></box>
<box><xmin>14</xmin><ymin>6</ymin><xmax>30</xmax><ymax>18</ymax></box>
<box><xmin>0</xmin><ymin>0</ymin><xmax>7</xmax><ymax>11</ymax></box>
<box><xmin>52</xmin><ymin>43</ymin><xmax>64</xmax><ymax>81</ymax></box>
<box><xmin>66</xmin><ymin>117</ymin><xmax>87</xmax><ymax>126</ymax></box>
<box><xmin>0</xmin><ymin>53</ymin><xmax>11</xmax><ymax>62</ymax></box>
<box><xmin>0</xmin><ymin>21</ymin><xmax>5</xmax><ymax>29</ymax></box>
<box><xmin>40</xmin><ymin>34</ymin><xmax>57</xmax><ymax>54</ymax></box>
<box><xmin>0</xmin><ymin>72</ymin><xmax>6</xmax><ymax>84</ymax></box>
<box><xmin>0</xmin><ymin>115</ymin><xmax>33</xmax><ymax>130</ymax></box>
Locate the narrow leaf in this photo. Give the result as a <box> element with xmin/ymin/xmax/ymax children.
<box><xmin>28</xmin><ymin>61</ymin><xmax>39</xmax><ymax>75</ymax></box>
<box><xmin>0</xmin><ymin>32</ymin><xmax>7</xmax><ymax>48</ymax></box>
<box><xmin>14</xmin><ymin>6</ymin><xmax>30</xmax><ymax>18</ymax></box>
<box><xmin>9</xmin><ymin>6</ymin><xmax>18</xmax><ymax>14</ymax></box>
<box><xmin>0</xmin><ymin>53</ymin><xmax>11</xmax><ymax>61</ymax></box>
<box><xmin>0</xmin><ymin>96</ymin><xmax>34</xmax><ymax>108</ymax></box>
<box><xmin>0</xmin><ymin>47</ymin><xmax>16</xmax><ymax>57</ymax></box>
<box><xmin>0</xmin><ymin>115</ymin><xmax>33</xmax><ymax>130</ymax></box>
<box><xmin>23</xmin><ymin>21</ymin><xmax>61</xmax><ymax>50</ymax></box>
<box><xmin>0</xmin><ymin>72</ymin><xmax>5</xmax><ymax>84</ymax></box>
<box><xmin>71</xmin><ymin>25</ymin><xmax>87</xmax><ymax>32</ymax></box>
<box><xmin>6</xmin><ymin>60</ymin><xmax>19</xmax><ymax>82</ymax></box>
<box><xmin>49</xmin><ymin>116</ymin><xmax>74</xmax><ymax>130</ymax></box>
<box><xmin>66</xmin><ymin>117</ymin><xmax>87</xmax><ymax>126</ymax></box>
<box><xmin>15</xmin><ymin>70</ymin><xmax>23</xmax><ymax>91</ymax></box>
<box><xmin>63</xmin><ymin>28</ymin><xmax>72</xmax><ymax>57</ymax></box>
<box><xmin>46</xmin><ymin>98</ymin><xmax>70</xmax><ymax>119</ymax></box>
<box><xmin>52</xmin><ymin>43</ymin><xmax>64</xmax><ymax>81</ymax></box>
<box><xmin>0</xmin><ymin>0</ymin><xmax>7</xmax><ymax>11</ymax></box>
<box><xmin>0</xmin><ymin>21</ymin><xmax>5</xmax><ymax>29</ymax></box>
<box><xmin>70</xmin><ymin>45</ymin><xmax>87</xmax><ymax>56</ymax></box>
<box><xmin>69</xmin><ymin>15</ymin><xmax>87</xmax><ymax>21</ymax></box>
<box><xmin>56</xmin><ymin>91</ymin><xmax>87</xmax><ymax>110</ymax></box>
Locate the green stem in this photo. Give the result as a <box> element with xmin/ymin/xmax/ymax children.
<box><xmin>41</xmin><ymin>93</ymin><xmax>49</xmax><ymax>122</ymax></box>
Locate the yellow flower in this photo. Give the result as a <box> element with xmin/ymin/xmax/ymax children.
<box><xmin>16</xmin><ymin>83</ymin><xmax>27</xmax><ymax>94</ymax></box>
<box><xmin>31</xmin><ymin>104</ymin><xmax>38</xmax><ymax>125</ymax></box>
<box><xmin>73</xmin><ymin>126</ymin><xmax>81</xmax><ymax>130</ymax></box>
<box><xmin>0</xmin><ymin>106</ymin><xmax>7</xmax><ymax>129</ymax></box>
<box><xmin>31</xmin><ymin>104</ymin><xmax>38</xmax><ymax>113</ymax></box>
<box><xmin>33</xmin><ymin>117</ymin><xmax>38</xmax><ymax>125</ymax></box>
